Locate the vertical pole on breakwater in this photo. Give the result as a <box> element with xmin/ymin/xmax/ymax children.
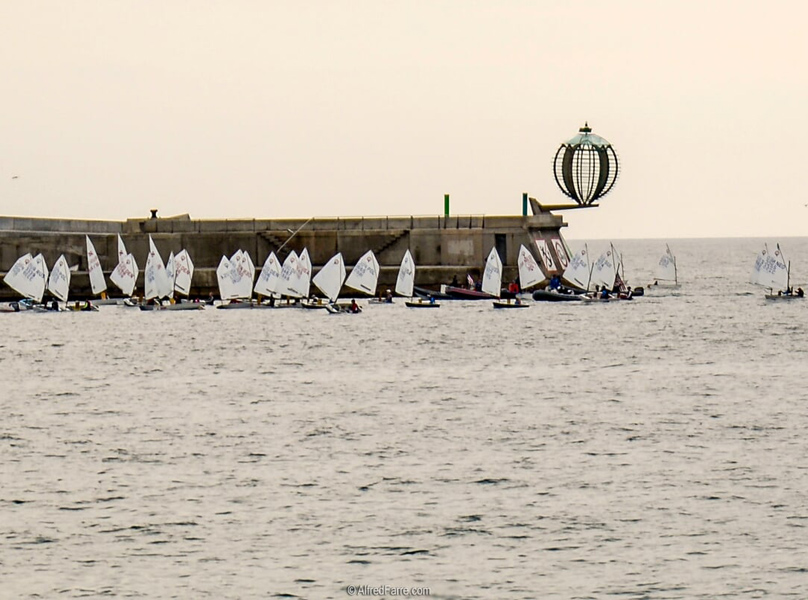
<box><xmin>444</xmin><ymin>194</ymin><xmax>450</xmax><ymax>217</ymax></box>
<box><xmin>522</xmin><ymin>193</ymin><xmax>528</xmax><ymax>216</ymax></box>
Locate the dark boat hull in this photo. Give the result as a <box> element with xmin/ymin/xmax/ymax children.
<box><xmin>443</xmin><ymin>286</ymin><xmax>496</xmax><ymax>300</ymax></box>
<box><xmin>532</xmin><ymin>290</ymin><xmax>583</xmax><ymax>302</ymax></box>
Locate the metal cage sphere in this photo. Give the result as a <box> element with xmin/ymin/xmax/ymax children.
<box><xmin>553</xmin><ymin>123</ymin><xmax>619</xmax><ymax>206</ymax></box>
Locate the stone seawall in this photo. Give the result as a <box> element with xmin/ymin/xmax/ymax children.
<box><xmin>0</xmin><ymin>213</ymin><xmax>568</xmax><ymax>299</ymax></box>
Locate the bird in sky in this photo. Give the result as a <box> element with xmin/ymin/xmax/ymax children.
<box><xmin>11</xmin><ymin>175</ymin><xmax>19</xmax><ymax>179</ymax></box>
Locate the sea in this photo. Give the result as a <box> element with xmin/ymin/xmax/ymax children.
<box><xmin>3</xmin><ymin>237</ymin><xmax>808</xmax><ymax>600</ymax></box>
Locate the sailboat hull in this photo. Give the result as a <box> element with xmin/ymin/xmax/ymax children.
<box><xmin>443</xmin><ymin>286</ymin><xmax>496</xmax><ymax>300</ymax></box>
<box><xmin>140</xmin><ymin>303</ymin><xmax>204</xmax><ymax>311</ymax></box>
<box><xmin>405</xmin><ymin>300</ymin><xmax>440</xmax><ymax>308</ymax></box>
<box><xmin>492</xmin><ymin>300</ymin><xmax>529</xmax><ymax>309</ymax></box>
<box><xmin>532</xmin><ymin>290</ymin><xmax>583</xmax><ymax>302</ymax></box>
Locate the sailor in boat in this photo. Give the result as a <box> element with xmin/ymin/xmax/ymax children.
<box><xmin>428</xmin><ymin>295</ymin><xmax>436</xmax><ymax>304</ymax></box>
<box><xmin>451</xmin><ymin>274</ymin><xmax>459</xmax><ymax>287</ymax></box>
<box><xmin>549</xmin><ymin>274</ymin><xmax>561</xmax><ymax>291</ymax></box>
<box><xmin>350</xmin><ymin>299</ymin><xmax>361</xmax><ymax>313</ymax></box>
<box><xmin>49</xmin><ymin>300</ymin><xmax>59</xmax><ymax>311</ymax></box>
<box><xmin>600</xmin><ymin>287</ymin><xmax>611</xmax><ymax>300</ymax></box>
<box><xmin>798</xmin><ymin>288</ymin><xmax>805</xmax><ymax>298</ymax></box>
<box><xmin>385</xmin><ymin>289</ymin><xmax>393</xmax><ymax>303</ymax></box>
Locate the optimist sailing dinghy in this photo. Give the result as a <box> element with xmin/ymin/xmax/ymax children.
<box><xmin>751</xmin><ymin>243</ymin><xmax>803</xmax><ymax>300</ymax></box>
<box><xmin>479</xmin><ymin>247</ymin><xmax>528</xmax><ymax>309</ymax></box>
<box><xmin>394</xmin><ymin>250</ymin><xmax>441</xmax><ymax>308</ymax></box>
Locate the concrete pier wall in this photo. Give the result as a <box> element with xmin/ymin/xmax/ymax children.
<box><xmin>0</xmin><ymin>213</ymin><xmax>569</xmax><ymax>299</ymax></box>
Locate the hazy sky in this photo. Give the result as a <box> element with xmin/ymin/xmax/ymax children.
<box><xmin>2</xmin><ymin>1</ymin><xmax>806</xmax><ymax>238</ymax></box>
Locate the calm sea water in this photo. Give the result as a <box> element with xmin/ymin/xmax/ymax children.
<box><xmin>3</xmin><ymin>237</ymin><xmax>808</xmax><ymax>600</ymax></box>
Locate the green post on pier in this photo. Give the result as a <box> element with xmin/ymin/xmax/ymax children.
<box><xmin>444</xmin><ymin>194</ymin><xmax>450</xmax><ymax>216</ymax></box>
<box><xmin>522</xmin><ymin>193</ymin><xmax>528</xmax><ymax>216</ymax></box>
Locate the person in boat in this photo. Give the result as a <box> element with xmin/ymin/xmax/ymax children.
<box><xmin>798</xmin><ymin>288</ymin><xmax>805</xmax><ymax>298</ymax></box>
<box><xmin>428</xmin><ymin>295</ymin><xmax>436</xmax><ymax>304</ymax></box>
<box><xmin>49</xmin><ymin>300</ymin><xmax>59</xmax><ymax>311</ymax></box>
<box><xmin>81</xmin><ymin>301</ymin><xmax>94</xmax><ymax>311</ymax></box>
<box><xmin>268</xmin><ymin>295</ymin><xmax>276</xmax><ymax>307</ymax></box>
<box><xmin>350</xmin><ymin>299</ymin><xmax>361</xmax><ymax>313</ymax></box>
<box><xmin>549</xmin><ymin>274</ymin><xmax>561</xmax><ymax>291</ymax></box>
<box><xmin>451</xmin><ymin>274</ymin><xmax>459</xmax><ymax>287</ymax></box>
<box><xmin>600</xmin><ymin>286</ymin><xmax>611</xmax><ymax>300</ymax></box>
<box><xmin>385</xmin><ymin>289</ymin><xmax>393</xmax><ymax>303</ymax></box>
<box><xmin>207</xmin><ymin>293</ymin><xmax>215</xmax><ymax>305</ymax></box>
<box><xmin>508</xmin><ymin>280</ymin><xmax>519</xmax><ymax>294</ymax></box>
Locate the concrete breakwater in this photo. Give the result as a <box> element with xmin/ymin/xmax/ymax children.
<box><xmin>0</xmin><ymin>212</ymin><xmax>569</xmax><ymax>300</ymax></box>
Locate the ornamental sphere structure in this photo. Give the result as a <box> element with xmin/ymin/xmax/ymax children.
<box><xmin>553</xmin><ymin>123</ymin><xmax>619</xmax><ymax>206</ymax></box>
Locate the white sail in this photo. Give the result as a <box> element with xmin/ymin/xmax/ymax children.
<box><xmin>563</xmin><ymin>244</ymin><xmax>591</xmax><ymax>289</ymax></box>
<box><xmin>481</xmin><ymin>247</ymin><xmax>502</xmax><ymax>297</ymax></box>
<box><xmin>655</xmin><ymin>244</ymin><xmax>677</xmax><ymax>283</ymax></box>
<box><xmin>750</xmin><ymin>245</ymin><xmax>767</xmax><ymax>286</ymax></box>
<box><xmin>3</xmin><ymin>253</ymin><xmax>33</xmax><ymax>298</ymax></box>
<box><xmin>254</xmin><ymin>252</ymin><xmax>282</xmax><ymax>297</ymax></box>
<box><xmin>47</xmin><ymin>254</ymin><xmax>71</xmax><ymax>302</ymax></box>
<box><xmin>313</xmin><ymin>252</ymin><xmax>346</xmax><ymax>302</ymax></box>
<box><xmin>229</xmin><ymin>250</ymin><xmax>254</xmax><ymax>299</ymax></box>
<box><xmin>173</xmin><ymin>249</ymin><xmax>194</xmax><ymax>296</ymax></box>
<box><xmin>755</xmin><ymin>243</ymin><xmax>789</xmax><ymax>291</ymax></box>
<box><xmin>117</xmin><ymin>234</ymin><xmax>127</xmax><ymax>264</ymax></box>
<box><xmin>591</xmin><ymin>245</ymin><xmax>618</xmax><ymax>289</ymax></box>
<box><xmin>144</xmin><ymin>236</ymin><xmax>172</xmax><ymax>300</ymax></box>
<box><xmin>293</xmin><ymin>248</ymin><xmax>312</xmax><ymax>298</ymax></box>
<box><xmin>86</xmin><ymin>236</ymin><xmax>107</xmax><ymax>296</ymax></box>
<box><xmin>279</xmin><ymin>250</ymin><xmax>301</xmax><ymax>297</ymax></box>
<box><xmin>517</xmin><ymin>245</ymin><xmax>543</xmax><ymax>290</ymax></box>
<box><xmin>395</xmin><ymin>250</ymin><xmax>415</xmax><ymax>297</ymax></box>
<box><xmin>110</xmin><ymin>253</ymin><xmax>138</xmax><ymax>296</ymax></box>
<box><xmin>216</xmin><ymin>256</ymin><xmax>235</xmax><ymax>300</ymax></box>
<box><xmin>35</xmin><ymin>254</ymin><xmax>48</xmax><ymax>302</ymax></box>
<box><xmin>345</xmin><ymin>250</ymin><xmax>380</xmax><ymax>296</ymax></box>
<box><xmin>4</xmin><ymin>253</ymin><xmax>46</xmax><ymax>302</ymax></box>
<box><xmin>165</xmin><ymin>252</ymin><xmax>176</xmax><ymax>295</ymax></box>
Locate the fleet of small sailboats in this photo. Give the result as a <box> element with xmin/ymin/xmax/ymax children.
<box><xmin>10</xmin><ymin>236</ymin><xmax>808</xmax><ymax>313</ymax></box>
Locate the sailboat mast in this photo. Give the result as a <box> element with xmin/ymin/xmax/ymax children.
<box><xmin>674</xmin><ymin>256</ymin><xmax>678</xmax><ymax>285</ymax></box>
